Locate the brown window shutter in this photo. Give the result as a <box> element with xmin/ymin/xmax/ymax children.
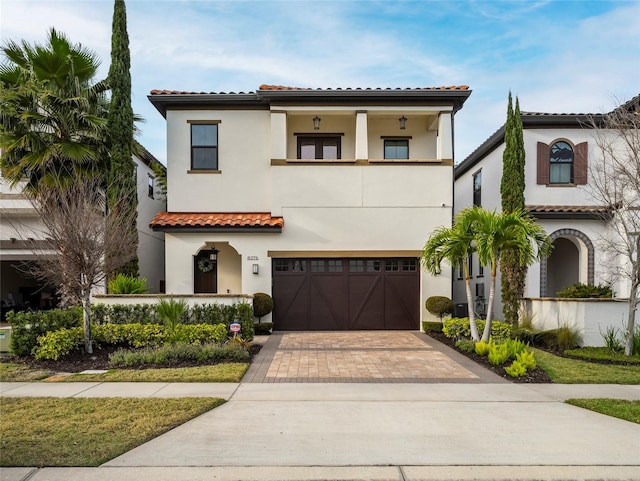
<box><xmin>574</xmin><ymin>142</ymin><xmax>588</xmax><ymax>185</ymax></box>
<box><xmin>537</xmin><ymin>142</ymin><xmax>550</xmax><ymax>184</ymax></box>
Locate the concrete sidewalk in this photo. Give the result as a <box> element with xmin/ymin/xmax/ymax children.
<box><xmin>3</xmin><ymin>382</ymin><xmax>639</xmax><ymax>481</ymax></box>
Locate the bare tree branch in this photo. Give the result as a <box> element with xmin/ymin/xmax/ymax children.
<box><xmin>587</xmin><ymin>96</ymin><xmax>640</xmax><ymax>355</ymax></box>
<box><xmin>19</xmin><ymin>176</ymin><xmax>138</xmax><ymax>353</ymax></box>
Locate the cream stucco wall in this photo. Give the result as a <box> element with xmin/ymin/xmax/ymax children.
<box><xmin>453</xmin><ymin>126</ymin><xmax>622</xmax><ymax>319</ymax></box>
<box><xmin>162</xmin><ymin>104</ymin><xmax>458</xmax><ymax>324</ymax></box>
<box><xmin>166</xmin><ymin>109</ymin><xmax>272</xmax><ymax>212</ymax></box>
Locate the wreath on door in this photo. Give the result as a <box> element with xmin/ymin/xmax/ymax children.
<box><xmin>197</xmin><ymin>257</ymin><xmax>214</xmax><ymax>273</ymax></box>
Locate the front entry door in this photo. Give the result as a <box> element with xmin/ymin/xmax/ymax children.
<box><xmin>194</xmin><ymin>250</ymin><xmax>218</xmax><ymax>293</ymax></box>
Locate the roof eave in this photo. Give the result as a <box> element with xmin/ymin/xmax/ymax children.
<box><xmin>151</xmin><ymin>225</ymin><xmax>283</xmax><ymax>233</ymax></box>
<box><xmin>148</xmin><ymin>93</ymin><xmax>265</xmax><ymax>118</ymax></box>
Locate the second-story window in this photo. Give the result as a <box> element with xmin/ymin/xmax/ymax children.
<box><xmin>297</xmin><ymin>136</ymin><xmax>341</xmax><ymax>160</ymax></box>
<box><xmin>148</xmin><ymin>174</ymin><xmax>154</xmax><ymax>198</ymax></box>
<box><xmin>191</xmin><ymin>123</ymin><xmax>218</xmax><ymax>170</ymax></box>
<box><xmin>550</xmin><ymin>141</ymin><xmax>573</xmax><ymax>184</ymax></box>
<box><xmin>473</xmin><ymin>170</ymin><xmax>482</xmax><ymax>206</ymax></box>
<box><xmin>384</xmin><ymin>139</ymin><xmax>409</xmax><ymax>159</ymax></box>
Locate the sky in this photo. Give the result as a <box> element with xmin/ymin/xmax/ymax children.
<box><xmin>1</xmin><ymin>0</ymin><xmax>639</xmax><ymax>165</ymax></box>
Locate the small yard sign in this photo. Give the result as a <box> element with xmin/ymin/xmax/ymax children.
<box><xmin>230</xmin><ymin>322</ymin><xmax>241</xmax><ymax>333</ymax></box>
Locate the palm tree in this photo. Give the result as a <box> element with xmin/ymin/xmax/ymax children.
<box><xmin>422</xmin><ymin>207</ymin><xmax>481</xmax><ymax>341</ymax></box>
<box><xmin>472</xmin><ymin>208</ymin><xmax>552</xmax><ymax>341</ymax></box>
<box><xmin>0</xmin><ymin>28</ymin><xmax>109</xmax><ymax>193</ymax></box>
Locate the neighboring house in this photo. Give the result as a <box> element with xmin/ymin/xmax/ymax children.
<box><xmin>453</xmin><ymin>96</ymin><xmax>639</xmax><ymax>319</ymax></box>
<box><xmin>148</xmin><ymin>84</ymin><xmax>471</xmax><ymax>330</ymax></box>
<box><xmin>0</xmin><ymin>144</ymin><xmax>166</xmax><ymax>313</ymax></box>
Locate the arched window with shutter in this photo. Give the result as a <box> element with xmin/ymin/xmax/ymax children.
<box><xmin>537</xmin><ymin>140</ymin><xmax>588</xmax><ymax>185</ymax></box>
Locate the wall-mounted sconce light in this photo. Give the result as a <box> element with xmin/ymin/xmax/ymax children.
<box><xmin>252</xmin><ymin>264</ymin><xmax>259</xmax><ymax>275</ymax></box>
<box><xmin>210</xmin><ymin>244</ymin><xmax>218</xmax><ymax>261</ymax></box>
<box><xmin>313</xmin><ymin>116</ymin><xmax>321</xmax><ymax>130</ymax></box>
<box><xmin>399</xmin><ymin>116</ymin><xmax>407</xmax><ymax>130</ymax></box>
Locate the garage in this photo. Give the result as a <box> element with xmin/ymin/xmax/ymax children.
<box><xmin>272</xmin><ymin>258</ymin><xmax>420</xmax><ymax>330</ymax></box>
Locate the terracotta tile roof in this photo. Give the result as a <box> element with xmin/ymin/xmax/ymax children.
<box><xmin>259</xmin><ymin>84</ymin><xmax>470</xmax><ymax>91</ymax></box>
<box><xmin>527</xmin><ymin>205</ymin><xmax>610</xmax><ymax>214</ymax></box>
<box><xmin>150</xmin><ymin>212</ymin><xmax>284</xmax><ymax>229</ymax></box>
<box><xmin>149</xmin><ymin>85</ymin><xmax>471</xmax><ymax>96</ymax></box>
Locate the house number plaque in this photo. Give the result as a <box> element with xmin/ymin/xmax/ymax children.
<box><xmin>247</xmin><ymin>256</ymin><xmax>259</xmax><ymax>260</ymax></box>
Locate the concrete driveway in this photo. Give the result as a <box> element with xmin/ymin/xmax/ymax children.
<box><xmin>244</xmin><ymin>331</ymin><xmax>505</xmax><ymax>383</ymax></box>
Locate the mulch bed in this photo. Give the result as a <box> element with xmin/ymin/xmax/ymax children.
<box><xmin>6</xmin><ymin>343</ymin><xmax>263</xmax><ymax>373</ymax></box>
<box><xmin>427</xmin><ymin>331</ymin><xmax>554</xmax><ymax>383</ymax></box>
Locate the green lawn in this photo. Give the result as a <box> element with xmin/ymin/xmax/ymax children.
<box><xmin>534</xmin><ymin>349</ymin><xmax>640</xmax><ymax>384</ymax></box>
<box><xmin>566</xmin><ymin>398</ymin><xmax>640</xmax><ymax>424</ymax></box>
<box><xmin>62</xmin><ymin>362</ymin><xmax>249</xmax><ymax>382</ymax></box>
<box><xmin>0</xmin><ymin>362</ymin><xmax>53</xmax><ymax>381</ymax></box>
<box><xmin>0</xmin><ymin>397</ymin><xmax>224</xmax><ymax>466</ymax></box>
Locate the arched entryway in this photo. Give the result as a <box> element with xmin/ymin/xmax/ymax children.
<box><xmin>540</xmin><ymin>229</ymin><xmax>594</xmax><ymax>297</ymax></box>
<box><xmin>193</xmin><ymin>242</ymin><xmax>242</xmax><ymax>294</ymax></box>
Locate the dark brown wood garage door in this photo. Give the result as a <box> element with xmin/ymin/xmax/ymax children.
<box><xmin>272</xmin><ymin>258</ymin><xmax>419</xmax><ymax>330</ymax></box>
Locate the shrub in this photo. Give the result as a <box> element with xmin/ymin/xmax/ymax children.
<box><xmin>455</xmin><ymin>339</ymin><xmax>476</xmax><ymax>353</ymax></box>
<box><xmin>108</xmin><ymin>274</ymin><xmax>148</xmax><ymax>294</ymax></box>
<box><xmin>254</xmin><ymin>322</ymin><xmax>273</xmax><ymax>335</ymax></box>
<box><xmin>600</xmin><ymin>325</ymin><xmax>623</xmax><ymax>353</ymax></box>
<box><xmin>422</xmin><ymin>321</ymin><xmax>443</xmax><ymax>333</ymax></box>
<box><xmin>425</xmin><ymin>296</ymin><xmax>454</xmax><ymax>321</ymax></box>
<box><xmin>108</xmin><ymin>342</ymin><xmax>250</xmax><ymax>368</ymax></box>
<box><xmin>225</xmin><ymin>336</ymin><xmax>252</xmax><ymax>350</ymax></box>
<box><xmin>504</xmin><ymin>360</ymin><xmax>527</xmax><ymax>378</ymax></box>
<box><xmin>488</xmin><ymin>343</ymin><xmax>509</xmax><ymax>366</ymax></box>
<box><xmin>556</xmin><ymin>325</ymin><xmax>581</xmax><ymax>351</ymax></box>
<box><xmin>474</xmin><ymin>339</ymin><xmax>492</xmax><ymax>356</ymax></box>
<box><xmin>515</xmin><ymin>350</ymin><xmax>537</xmax><ymax>370</ymax></box>
<box><xmin>157</xmin><ymin>298</ymin><xmax>188</xmax><ymax>344</ymax></box>
<box><xmin>442</xmin><ymin>318</ymin><xmax>511</xmax><ymax>342</ymax></box>
<box><xmin>91</xmin><ymin>303</ymin><xmax>253</xmax><ymax>340</ymax></box>
<box><xmin>556</xmin><ymin>282</ymin><xmax>613</xmax><ymax>299</ymax></box>
<box><xmin>252</xmin><ymin>293</ymin><xmax>273</xmax><ymax>322</ymax></box>
<box><xmin>33</xmin><ymin>323</ymin><xmax>227</xmax><ymax>360</ymax></box>
<box><xmin>634</xmin><ymin>327</ymin><xmax>640</xmax><ymax>356</ymax></box>
<box><xmin>504</xmin><ymin>338</ymin><xmax>528</xmax><ymax>359</ymax></box>
<box><xmin>7</xmin><ymin>307</ymin><xmax>81</xmax><ymax>356</ymax></box>
<box><xmin>34</xmin><ymin>327</ymin><xmax>83</xmax><ymax>360</ymax></box>
<box><xmin>91</xmin><ymin>303</ymin><xmax>158</xmax><ymax>325</ymax></box>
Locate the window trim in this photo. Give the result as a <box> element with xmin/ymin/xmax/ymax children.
<box><xmin>296</xmin><ymin>135</ymin><xmax>342</xmax><ymax>160</ymax></box>
<box><xmin>383</xmin><ymin>138</ymin><xmax>410</xmax><ymax>160</ymax></box>
<box><xmin>189</xmin><ymin>120</ymin><xmax>220</xmax><ymax>171</ymax></box>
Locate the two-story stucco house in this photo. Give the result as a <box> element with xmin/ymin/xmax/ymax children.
<box><xmin>0</xmin><ymin>144</ymin><xmax>167</xmax><ymax>313</ymax></box>
<box><xmin>453</xmin><ymin>96</ymin><xmax>639</xmax><ymax>319</ymax></box>
<box><xmin>148</xmin><ymin>84</ymin><xmax>471</xmax><ymax>330</ymax></box>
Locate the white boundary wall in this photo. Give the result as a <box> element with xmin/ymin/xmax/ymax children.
<box><xmin>523</xmin><ymin>298</ymin><xmax>630</xmax><ymax>347</ymax></box>
<box><xmin>92</xmin><ymin>294</ymin><xmax>252</xmax><ymax>308</ymax></box>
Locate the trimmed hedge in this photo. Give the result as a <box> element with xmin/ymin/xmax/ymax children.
<box><xmin>33</xmin><ymin>323</ymin><xmax>228</xmax><ymax>360</ymax></box>
<box><xmin>108</xmin><ymin>342</ymin><xmax>250</xmax><ymax>367</ymax></box>
<box><xmin>7</xmin><ymin>307</ymin><xmax>81</xmax><ymax>356</ymax></box>
<box><xmin>422</xmin><ymin>321</ymin><xmax>444</xmax><ymax>333</ymax></box>
<box><xmin>9</xmin><ymin>302</ymin><xmax>255</xmax><ymax>356</ymax></box>
<box><xmin>442</xmin><ymin>317</ymin><xmax>512</xmax><ymax>342</ymax></box>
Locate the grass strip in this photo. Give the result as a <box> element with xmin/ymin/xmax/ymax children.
<box><xmin>563</xmin><ymin>347</ymin><xmax>640</xmax><ymax>364</ymax></box>
<box><xmin>0</xmin><ymin>362</ymin><xmax>53</xmax><ymax>381</ymax></box>
<box><xmin>0</xmin><ymin>397</ymin><xmax>224</xmax><ymax>467</ymax></box>
<box><xmin>61</xmin><ymin>362</ymin><xmax>249</xmax><ymax>382</ymax></box>
<box><xmin>534</xmin><ymin>348</ymin><xmax>640</xmax><ymax>384</ymax></box>
<box><xmin>566</xmin><ymin>398</ymin><xmax>640</xmax><ymax>424</ymax></box>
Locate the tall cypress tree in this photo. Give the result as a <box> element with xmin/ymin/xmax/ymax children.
<box><xmin>107</xmin><ymin>0</ymin><xmax>138</xmax><ymax>277</ymax></box>
<box><xmin>500</xmin><ymin>93</ymin><xmax>527</xmax><ymax>323</ymax></box>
